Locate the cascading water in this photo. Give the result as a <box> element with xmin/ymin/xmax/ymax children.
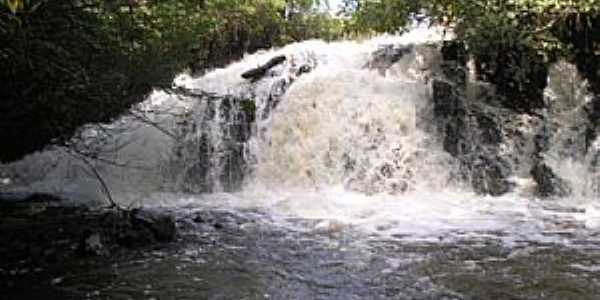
<box><xmin>543</xmin><ymin>61</ymin><xmax>600</xmax><ymax>199</ymax></box>
<box><xmin>165</xmin><ymin>26</ymin><xmax>459</xmax><ymax>199</ymax></box>
<box><xmin>2</xmin><ymin>24</ymin><xmax>600</xmax><ymax>241</ymax></box>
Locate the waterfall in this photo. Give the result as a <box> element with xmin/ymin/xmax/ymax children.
<box><xmin>1</xmin><ymin>24</ymin><xmax>599</xmax><ymax>226</ymax></box>
<box><xmin>173</xmin><ymin>26</ymin><xmax>456</xmax><ymax>196</ymax></box>
<box><xmin>543</xmin><ymin>61</ymin><xmax>600</xmax><ymax>199</ymax></box>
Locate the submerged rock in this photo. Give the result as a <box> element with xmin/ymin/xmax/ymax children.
<box><xmin>79</xmin><ymin>232</ymin><xmax>108</xmax><ymax>256</ymax></box>
<box><xmin>130</xmin><ymin>209</ymin><xmax>177</xmax><ymax>243</ymax></box>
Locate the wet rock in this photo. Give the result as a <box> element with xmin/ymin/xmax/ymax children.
<box><xmin>213</xmin><ymin>222</ymin><xmax>224</xmax><ymax>230</ymax></box>
<box><xmin>367</xmin><ymin>44</ymin><xmax>413</xmax><ymax>73</ymax></box>
<box><xmin>474</xmin><ymin>39</ymin><xmax>548</xmax><ymax>113</ymax></box>
<box><xmin>296</xmin><ymin>64</ymin><xmax>312</xmax><ymax>76</ymax></box>
<box><xmin>471</xmin><ymin>155</ymin><xmax>514</xmax><ymax>196</ymax></box>
<box><xmin>441</xmin><ymin>40</ymin><xmax>467</xmax><ymax>65</ymax></box>
<box><xmin>79</xmin><ymin>232</ymin><xmax>108</xmax><ymax>256</ymax></box>
<box><xmin>472</xmin><ymin>110</ymin><xmax>503</xmax><ymax>145</ymax></box>
<box><xmin>241</xmin><ymin>55</ymin><xmax>286</xmax><ymax>81</ymax></box>
<box><xmin>131</xmin><ymin>209</ymin><xmax>177</xmax><ymax>242</ymax></box>
<box><xmin>171</xmin><ymin>95</ymin><xmax>253</xmax><ymax>193</ymax></box>
<box><xmin>531</xmin><ymin>163</ymin><xmax>572</xmax><ymax>198</ymax></box>
<box><xmin>433</xmin><ymin>66</ymin><xmax>514</xmax><ymax>196</ymax></box>
<box><xmin>440</xmin><ymin>40</ymin><xmax>467</xmax><ymax>87</ymax></box>
<box><xmin>118</xmin><ymin>225</ymin><xmax>156</xmax><ymax>248</ymax></box>
<box><xmin>260</xmin><ymin>78</ymin><xmax>288</xmax><ymax>120</ymax></box>
<box><xmin>432</xmin><ymin>79</ymin><xmax>469</xmax><ymax>158</ymax></box>
<box><xmin>0</xmin><ymin>192</ymin><xmax>63</xmax><ymax>204</ymax></box>
<box><xmin>23</xmin><ymin>193</ymin><xmax>64</xmax><ymax>203</ymax></box>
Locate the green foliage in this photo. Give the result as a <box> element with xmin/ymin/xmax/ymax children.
<box><xmin>0</xmin><ymin>0</ymin><xmax>345</xmax><ymax>162</ymax></box>
<box><xmin>341</xmin><ymin>0</ymin><xmax>422</xmax><ymax>33</ymax></box>
<box><xmin>342</xmin><ymin>0</ymin><xmax>599</xmax><ymax>58</ymax></box>
<box><xmin>341</xmin><ymin>0</ymin><xmax>600</xmax><ymax>109</ymax></box>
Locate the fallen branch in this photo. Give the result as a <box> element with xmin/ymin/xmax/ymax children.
<box><xmin>241</xmin><ymin>55</ymin><xmax>286</xmax><ymax>81</ymax></box>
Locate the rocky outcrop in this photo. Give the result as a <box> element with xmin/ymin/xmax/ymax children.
<box><xmin>168</xmin><ymin>95</ymin><xmax>254</xmax><ymax>193</ymax></box>
<box><xmin>432</xmin><ymin>38</ymin><xmax>600</xmax><ymax>197</ymax></box>
<box><xmin>433</xmin><ymin>41</ymin><xmax>515</xmax><ymax>196</ymax></box>
<box><xmin>432</xmin><ymin>79</ymin><xmax>469</xmax><ymax>158</ymax></box>
<box><xmin>471</xmin><ymin>154</ymin><xmax>513</xmax><ymax>196</ymax></box>
<box><xmin>473</xmin><ymin>39</ymin><xmax>548</xmax><ymax>113</ymax></box>
<box><xmin>530</xmin><ymin>163</ymin><xmax>572</xmax><ymax>198</ymax></box>
<box><xmin>367</xmin><ymin>44</ymin><xmax>413</xmax><ymax>74</ymax></box>
<box><xmin>168</xmin><ymin>53</ymin><xmax>315</xmax><ymax>193</ymax></box>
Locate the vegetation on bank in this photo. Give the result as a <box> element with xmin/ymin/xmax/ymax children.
<box><xmin>343</xmin><ymin>0</ymin><xmax>600</xmax><ymax>111</ymax></box>
<box><xmin>1</xmin><ymin>0</ymin><xmax>599</xmax><ymax>162</ymax></box>
<box><xmin>0</xmin><ymin>0</ymin><xmax>344</xmax><ymax>162</ymax></box>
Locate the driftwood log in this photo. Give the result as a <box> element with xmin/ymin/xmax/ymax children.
<box><xmin>241</xmin><ymin>55</ymin><xmax>286</xmax><ymax>81</ymax></box>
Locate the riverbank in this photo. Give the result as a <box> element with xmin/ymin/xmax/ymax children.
<box><xmin>0</xmin><ymin>196</ymin><xmax>176</xmax><ymax>298</ymax></box>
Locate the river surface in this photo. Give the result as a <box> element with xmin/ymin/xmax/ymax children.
<box><xmin>7</xmin><ymin>192</ymin><xmax>596</xmax><ymax>300</ymax></box>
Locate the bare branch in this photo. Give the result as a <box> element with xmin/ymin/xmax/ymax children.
<box><xmin>60</xmin><ymin>147</ymin><xmax>122</xmax><ymax>210</ymax></box>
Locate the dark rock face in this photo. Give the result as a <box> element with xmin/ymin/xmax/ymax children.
<box><xmin>0</xmin><ymin>204</ymin><xmax>177</xmax><ymax>272</ymax></box>
<box><xmin>169</xmin><ymin>95</ymin><xmax>254</xmax><ymax>193</ymax></box>
<box><xmin>531</xmin><ymin>163</ymin><xmax>572</xmax><ymax>198</ymax></box>
<box><xmin>431</xmin><ymin>39</ymin><xmax>599</xmax><ymax>198</ymax></box>
<box><xmin>474</xmin><ymin>40</ymin><xmax>548</xmax><ymax>113</ymax></box>
<box><xmin>433</xmin><ymin>41</ymin><xmax>518</xmax><ymax>196</ymax></box>
<box><xmin>441</xmin><ymin>41</ymin><xmax>468</xmax><ymax>65</ymax></box>
<box><xmin>433</xmin><ymin>79</ymin><xmax>470</xmax><ymax>158</ymax></box>
<box><xmin>168</xmin><ymin>53</ymin><xmax>315</xmax><ymax>193</ymax></box>
<box><xmin>440</xmin><ymin>41</ymin><xmax>468</xmax><ymax>87</ymax></box>
<box><xmin>367</xmin><ymin>44</ymin><xmax>413</xmax><ymax>73</ymax></box>
<box><xmin>433</xmin><ymin>42</ymin><xmax>570</xmax><ymax>196</ymax></box>
<box><xmin>261</xmin><ymin>78</ymin><xmax>288</xmax><ymax>120</ymax></box>
<box><xmin>471</xmin><ymin>155</ymin><xmax>514</xmax><ymax>196</ymax></box>
<box><xmin>130</xmin><ymin>209</ymin><xmax>177</xmax><ymax>243</ymax></box>
<box><xmin>0</xmin><ymin>192</ymin><xmax>64</xmax><ymax>204</ymax></box>
<box><xmin>296</xmin><ymin>64</ymin><xmax>312</xmax><ymax>76</ymax></box>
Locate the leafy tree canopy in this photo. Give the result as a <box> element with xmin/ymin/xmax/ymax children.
<box><xmin>0</xmin><ymin>0</ymin><xmax>344</xmax><ymax>162</ymax></box>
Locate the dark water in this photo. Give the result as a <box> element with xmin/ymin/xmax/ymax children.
<box><xmin>6</xmin><ymin>207</ymin><xmax>600</xmax><ymax>300</ymax></box>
